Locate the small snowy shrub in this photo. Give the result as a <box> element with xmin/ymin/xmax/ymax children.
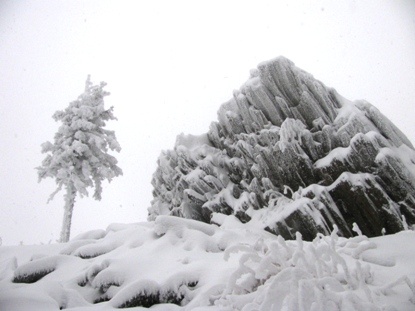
<box><xmin>12</xmin><ymin>256</ymin><xmax>59</xmax><ymax>283</ymax></box>
<box><xmin>13</xmin><ymin>268</ymin><xmax>55</xmax><ymax>284</ymax></box>
<box><xmin>218</xmin><ymin>227</ymin><xmax>383</xmax><ymax>310</ymax></box>
<box><xmin>118</xmin><ymin>291</ymin><xmax>160</xmax><ymax>308</ymax></box>
<box><xmin>110</xmin><ymin>275</ymin><xmax>199</xmax><ymax>308</ymax></box>
<box><xmin>74</xmin><ymin>242</ymin><xmax>118</xmax><ymax>259</ymax></box>
<box><xmin>111</xmin><ymin>280</ymin><xmax>168</xmax><ymax>308</ymax></box>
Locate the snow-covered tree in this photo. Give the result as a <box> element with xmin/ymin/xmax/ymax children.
<box><xmin>37</xmin><ymin>76</ymin><xmax>122</xmax><ymax>243</ymax></box>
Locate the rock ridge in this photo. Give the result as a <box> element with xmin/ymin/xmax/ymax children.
<box><xmin>149</xmin><ymin>56</ymin><xmax>415</xmax><ymax>240</ymax></box>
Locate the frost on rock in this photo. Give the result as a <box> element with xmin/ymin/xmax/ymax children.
<box><xmin>150</xmin><ymin>56</ymin><xmax>415</xmax><ymax>240</ymax></box>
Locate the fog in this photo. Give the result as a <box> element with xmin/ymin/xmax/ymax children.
<box><xmin>1</xmin><ymin>0</ymin><xmax>414</xmax><ymax>245</ymax></box>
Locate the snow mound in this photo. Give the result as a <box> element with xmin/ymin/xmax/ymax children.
<box><xmin>1</xmin><ymin>217</ymin><xmax>415</xmax><ymax>310</ymax></box>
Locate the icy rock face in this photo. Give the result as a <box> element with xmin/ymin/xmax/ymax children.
<box><xmin>149</xmin><ymin>56</ymin><xmax>415</xmax><ymax>240</ymax></box>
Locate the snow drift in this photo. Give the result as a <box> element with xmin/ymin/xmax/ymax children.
<box><xmin>149</xmin><ymin>56</ymin><xmax>415</xmax><ymax>241</ymax></box>
<box><xmin>1</xmin><ymin>217</ymin><xmax>415</xmax><ymax>310</ymax></box>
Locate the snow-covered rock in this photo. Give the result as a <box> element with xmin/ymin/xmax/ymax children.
<box><xmin>149</xmin><ymin>56</ymin><xmax>415</xmax><ymax>240</ymax></box>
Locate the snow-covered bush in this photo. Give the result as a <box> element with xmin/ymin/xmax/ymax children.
<box><xmin>217</xmin><ymin>227</ymin><xmax>381</xmax><ymax>310</ymax></box>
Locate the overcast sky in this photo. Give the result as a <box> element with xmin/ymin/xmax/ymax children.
<box><xmin>1</xmin><ymin>0</ymin><xmax>415</xmax><ymax>245</ymax></box>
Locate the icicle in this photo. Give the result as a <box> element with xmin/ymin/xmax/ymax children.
<box><xmin>352</xmin><ymin>223</ymin><xmax>363</xmax><ymax>236</ymax></box>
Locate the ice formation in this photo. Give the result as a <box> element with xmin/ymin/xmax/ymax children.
<box><xmin>150</xmin><ymin>56</ymin><xmax>415</xmax><ymax>240</ymax></box>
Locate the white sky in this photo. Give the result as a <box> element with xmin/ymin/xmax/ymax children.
<box><xmin>1</xmin><ymin>0</ymin><xmax>414</xmax><ymax>245</ymax></box>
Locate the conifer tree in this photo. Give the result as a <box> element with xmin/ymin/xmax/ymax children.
<box><xmin>37</xmin><ymin>76</ymin><xmax>122</xmax><ymax>242</ymax></box>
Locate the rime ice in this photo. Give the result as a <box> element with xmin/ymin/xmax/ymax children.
<box><xmin>150</xmin><ymin>56</ymin><xmax>415</xmax><ymax>241</ymax></box>
<box><xmin>36</xmin><ymin>76</ymin><xmax>122</xmax><ymax>242</ymax></box>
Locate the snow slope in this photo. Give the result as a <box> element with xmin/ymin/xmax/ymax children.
<box><xmin>1</xmin><ymin>215</ymin><xmax>414</xmax><ymax>310</ymax></box>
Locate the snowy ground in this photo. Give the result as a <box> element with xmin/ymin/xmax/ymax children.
<box><xmin>1</xmin><ymin>215</ymin><xmax>415</xmax><ymax>310</ymax></box>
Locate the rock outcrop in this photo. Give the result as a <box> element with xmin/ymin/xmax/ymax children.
<box><xmin>149</xmin><ymin>56</ymin><xmax>415</xmax><ymax>240</ymax></box>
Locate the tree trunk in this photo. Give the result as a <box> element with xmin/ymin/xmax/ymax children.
<box><xmin>60</xmin><ymin>183</ymin><xmax>76</xmax><ymax>243</ymax></box>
